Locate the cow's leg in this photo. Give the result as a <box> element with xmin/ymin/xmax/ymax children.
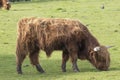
<box><xmin>71</xmin><ymin>56</ymin><xmax>80</xmax><ymax>72</ymax></box>
<box><xmin>61</xmin><ymin>49</ymin><xmax>69</xmax><ymax>72</ymax></box>
<box><xmin>67</xmin><ymin>44</ymin><xmax>80</xmax><ymax>72</ymax></box>
<box><xmin>16</xmin><ymin>46</ymin><xmax>27</xmax><ymax>74</ymax></box>
<box><xmin>29</xmin><ymin>49</ymin><xmax>45</xmax><ymax>73</ymax></box>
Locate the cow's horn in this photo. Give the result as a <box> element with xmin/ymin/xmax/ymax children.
<box><xmin>106</xmin><ymin>46</ymin><xmax>114</xmax><ymax>49</ymax></box>
<box><xmin>94</xmin><ymin>46</ymin><xmax>100</xmax><ymax>52</ymax></box>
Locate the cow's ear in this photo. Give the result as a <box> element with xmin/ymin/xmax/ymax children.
<box><xmin>106</xmin><ymin>46</ymin><xmax>114</xmax><ymax>49</ymax></box>
<box><xmin>94</xmin><ymin>46</ymin><xmax>100</xmax><ymax>52</ymax></box>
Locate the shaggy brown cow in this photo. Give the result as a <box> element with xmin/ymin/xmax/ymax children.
<box><xmin>16</xmin><ymin>17</ymin><xmax>111</xmax><ymax>74</ymax></box>
<box><xmin>0</xmin><ymin>0</ymin><xmax>11</xmax><ymax>10</ymax></box>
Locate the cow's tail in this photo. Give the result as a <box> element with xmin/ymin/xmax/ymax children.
<box><xmin>16</xmin><ymin>18</ymin><xmax>30</xmax><ymax>61</ymax></box>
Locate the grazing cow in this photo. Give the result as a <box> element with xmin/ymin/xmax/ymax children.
<box><xmin>16</xmin><ymin>17</ymin><xmax>111</xmax><ymax>74</ymax></box>
<box><xmin>0</xmin><ymin>0</ymin><xmax>11</xmax><ymax>10</ymax></box>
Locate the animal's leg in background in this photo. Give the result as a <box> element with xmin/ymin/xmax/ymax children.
<box><xmin>16</xmin><ymin>48</ymin><xmax>27</xmax><ymax>74</ymax></box>
<box><xmin>68</xmin><ymin>45</ymin><xmax>80</xmax><ymax>72</ymax></box>
<box><xmin>29</xmin><ymin>50</ymin><xmax>45</xmax><ymax>73</ymax></box>
<box><xmin>61</xmin><ymin>49</ymin><xmax>69</xmax><ymax>72</ymax></box>
<box><xmin>71</xmin><ymin>55</ymin><xmax>80</xmax><ymax>72</ymax></box>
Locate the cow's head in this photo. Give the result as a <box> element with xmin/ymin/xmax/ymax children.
<box><xmin>89</xmin><ymin>46</ymin><xmax>111</xmax><ymax>71</ymax></box>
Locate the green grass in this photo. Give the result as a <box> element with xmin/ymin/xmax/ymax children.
<box><xmin>0</xmin><ymin>0</ymin><xmax>120</xmax><ymax>80</ymax></box>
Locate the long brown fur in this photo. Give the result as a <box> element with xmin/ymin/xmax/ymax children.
<box><xmin>17</xmin><ymin>17</ymin><xmax>86</xmax><ymax>57</ymax></box>
<box><xmin>16</xmin><ymin>17</ymin><xmax>110</xmax><ymax>74</ymax></box>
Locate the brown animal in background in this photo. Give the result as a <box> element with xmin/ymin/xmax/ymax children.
<box><xmin>16</xmin><ymin>17</ymin><xmax>111</xmax><ymax>74</ymax></box>
<box><xmin>0</xmin><ymin>0</ymin><xmax>11</xmax><ymax>10</ymax></box>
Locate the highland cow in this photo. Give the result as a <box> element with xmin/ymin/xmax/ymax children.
<box><xmin>0</xmin><ymin>0</ymin><xmax>11</xmax><ymax>10</ymax></box>
<box><xmin>16</xmin><ymin>17</ymin><xmax>111</xmax><ymax>74</ymax></box>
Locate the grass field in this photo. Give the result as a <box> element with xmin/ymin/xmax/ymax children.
<box><xmin>0</xmin><ymin>0</ymin><xmax>120</xmax><ymax>80</ymax></box>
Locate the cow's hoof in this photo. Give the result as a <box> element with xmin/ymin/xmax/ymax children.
<box><xmin>37</xmin><ymin>69</ymin><xmax>45</xmax><ymax>73</ymax></box>
<box><xmin>17</xmin><ymin>71</ymin><xmax>23</xmax><ymax>74</ymax></box>
<box><xmin>73</xmin><ymin>69</ymin><xmax>80</xmax><ymax>72</ymax></box>
<box><xmin>62</xmin><ymin>69</ymin><xmax>66</xmax><ymax>72</ymax></box>
<box><xmin>36</xmin><ymin>64</ymin><xmax>45</xmax><ymax>73</ymax></box>
<box><xmin>40</xmin><ymin>70</ymin><xmax>45</xmax><ymax>73</ymax></box>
